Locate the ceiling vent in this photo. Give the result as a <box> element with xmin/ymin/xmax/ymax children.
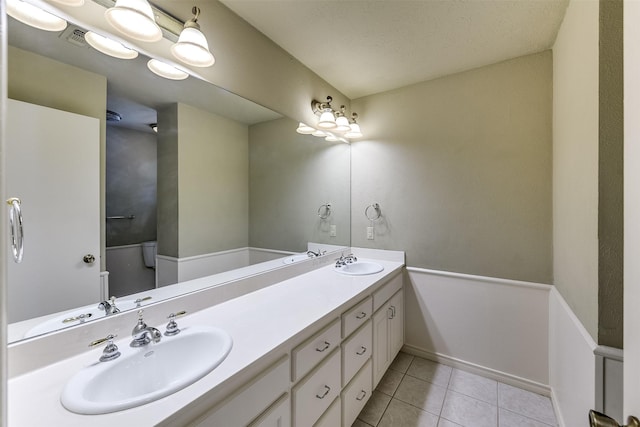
<box><xmin>59</xmin><ymin>25</ymin><xmax>89</xmax><ymax>48</ymax></box>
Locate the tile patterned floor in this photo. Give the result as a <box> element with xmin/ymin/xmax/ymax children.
<box><xmin>354</xmin><ymin>352</ymin><xmax>557</xmax><ymax>427</ymax></box>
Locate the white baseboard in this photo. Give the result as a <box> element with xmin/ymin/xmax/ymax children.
<box><xmin>402</xmin><ymin>344</ymin><xmax>551</xmax><ymax>396</ymax></box>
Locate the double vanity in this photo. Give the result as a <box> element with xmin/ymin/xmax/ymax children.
<box><xmin>8</xmin><ymin>249</ymin><xmax>405</xmax><ymax>426</ymax></box>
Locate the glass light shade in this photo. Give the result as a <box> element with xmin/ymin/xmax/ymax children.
<box><xmin>296</xmin><ymin>122</ymin><xmax>315</xmax><ymax>134</ymax></box>
<box><xmin>105</xmin><ymin>0</ymin><xmax>162</xmax><ymax>42</ymax></box>
<box><xmin>85</xmin><ymin>32</ymin><xmax>138</xmax><ymax>59</ymax></box>
<box><xmin>171</xmin><ymin>27</ymin><xmax>215</xmax><ymax>67</ymax></box>
<box><xmin>325</xmin><ymin>133</ymin><xmax>340</xmax><ymax>142</ymax></box>
<box><xmin>317</xmin><ymin>110</ymin><xmax>337</xmax><ymax>129</ymax></box>
<box><xmin>344</xmin><ymin>123</ymin><xmax>363</xmax><ymax>139</ymax></box>
<box><xmin>7</xmin><ymin>0</ymin><xmax>67</xmax><ymax>32</ymax></box>
<box><xmin>50</xmin><ymin>0</ymin><xmax>84</xmax><ymax>6</ymax></box>
<box><xmin>334</xmin><ymin>115</ymin><xmax>351</xmax><ymax>132</ymax></box>
<box><xmin>147</xmin><ymin>59</ymin><xmax>189</xmax><ymax>80</ymax></box>
<box><xmin>312</xmin><ymin>129</ymin><xmax>326</xmax><ymax>137</ymax></box>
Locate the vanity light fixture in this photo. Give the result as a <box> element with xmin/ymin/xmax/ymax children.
<box><xmin>296</xmin><ymin>122</ymin><xmax>315</xmax><ymax>135</ymax></box>
<box><xmin>344</xmin><ymin>113</ymin><xmax>363</xmax><ymax>139</ymax></box>
<box><xmin>313</xmin><ymin>96</ymin><xmax>337</xmax><ymax>129</ymax></box>
<box><xmin>105</xmin><ymin>0</ymin><xmax>162</xmax><ymax>42</ymax></box>
<box><xmin>85</xmin><ymin>31</ymin><xmax>138</xmax><ymax>59</ymax></box>
<box><xmin>324</xmin><ymin>133</ymin><xmax>340</xmax><ymax>142</ymax></box>
<box><xmin>147</xmin><ymin>59</ymin><xmax>189</xmax><ymax>80</ymax></box>
<box><xmin>334</xmin><ymin>106</ymin><xmax>352</xmax><ymax>132</ymax></box>
<box><xmin>7</xmin><ymin>0</ymin><xmax>68</xmax><ymax>32</ymax></box>
<box><xmin>171</xmin><ymin>7</ymin><xmax>215</xmax><ymax>67</ymax></box>
<box><xmin>311</xmin><ymin>129</ymin><xmax>326</xmax><ymax>138</ymax></box>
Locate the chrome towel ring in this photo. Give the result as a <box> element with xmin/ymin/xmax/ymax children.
<box><xmin>7</xmin><ymin>197</ymin><xmax>24</xmax><ymax>263</ymax></box>
<box><xmin>318</xmin><ymin>203</ymin><xmax>332</xmax><ymax>220</ymax></box>
<box><xmin>365</xmin><ymin>203</ymin><xmax>381</xmax><ymax>221</ymax></box>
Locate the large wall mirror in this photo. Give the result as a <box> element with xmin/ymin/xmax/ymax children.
<box><xmin>6</xmin><ymin>2</ymin><xmax>351</xmax><ymax>343</ymax></box>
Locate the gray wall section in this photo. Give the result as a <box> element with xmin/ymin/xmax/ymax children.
<box><xmin>157</xmin><ymin>104</ymin><xmax>179</xmax><ymax>258</ymax></box>
<box><xmin>351</xmin><ymin>52</ymin><xmax>553</xmax><ymax>284</ymax></box>
<box><xmin>177</xmin><ymin>103</ymin><xmax>249</xmax><ymax>258</ymax></box>
<box><xmin>248</xmin><ymin>117</ymin><xmax>351</xmax><ymax>252</ymax></box>
<box><xmin>598</xmin><ymin>0</ymin><xmax>624</xmax><ymax>349</ymax></box>
<box><xmin>105</xmin><ymin>126</ymin><xmax>157</xmax><ymax>247</ymax></box>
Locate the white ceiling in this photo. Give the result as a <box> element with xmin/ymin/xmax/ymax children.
<box><xmin>221</xmin><ymin>0</ymin><xmax>569</xmax><ymax>99</ymax></box>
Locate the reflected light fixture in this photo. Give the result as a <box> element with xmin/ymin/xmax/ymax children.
<box><xmin>50</xmin><ymin>0</ymin><xmax>84</xmax><ymax>6</ymax></box>
<box><xmin>85</xmin><ymin>31</ymin><xmax>138</xmax><ymax>59</ymax></box>
<box><xmin>147</xmin><ymin>59</ymin><xmax>189</xmax><ymax>80</ymax></box>
<box><xmin>105</xmin><ymin>0</ymin><xmax>162</xmax><ymax>42</ymax></box>
<box><xmin>171</xmin><ymin>6</ymin><xmax>215</xmax><ymax>67</ymax></box>
<box><xmin>296</xmin><ymin>122</ymin><xmax>315</xmax><ymax>134</ymax></box>
<box><xmin>7</xmin><ymin>0</ymin><xmax>67</xmax><ymax>32</ymax></box>
<box><xmin>311</xmin><ymin>129</ymin><xmax>326</xmax><ymax>138</ymax></box>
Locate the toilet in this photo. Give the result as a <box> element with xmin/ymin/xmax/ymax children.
<box><xmin>141</xmin><ymin>241</ymin><xmax>157</xmax><ymax>269</ymax></box>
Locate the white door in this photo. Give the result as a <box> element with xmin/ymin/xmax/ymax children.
<box><xmin>625</xmin><ymin>0</ymin><xmax>640</xmax><ymax>419</ymax></box>
<box><xmin>6</xmin><ymin>99</ymin><xmax>100</xmax><ymax>323</ymax></box>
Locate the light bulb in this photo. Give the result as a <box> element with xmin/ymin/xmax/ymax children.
<box><xmin>105</xmin><ymin>0</ymin><xmax>162</xmax><ymax>42</ymax></box>
<box><xmin>317</xmin><ymin>110</ymin><xmax>336</xmax><ymax>129</ymax></box>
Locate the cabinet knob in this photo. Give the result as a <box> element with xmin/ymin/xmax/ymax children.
<box><xmin>83</xmin><ymin>254</ymin><xmax>96</xmax><ymax>264</ymax></box>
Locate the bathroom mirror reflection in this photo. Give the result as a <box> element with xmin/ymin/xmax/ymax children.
<box><xmin>6</xmin><ymin>9</ymin><xmax>350</xmax><ymax>343</ymax></box>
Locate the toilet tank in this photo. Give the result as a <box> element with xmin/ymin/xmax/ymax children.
<box><xmin>141</xmin><ymin>241</ymin><xmax>157</xmax><ymax>269</ymax></box>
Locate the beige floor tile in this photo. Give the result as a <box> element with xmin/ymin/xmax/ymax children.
<box><xmin>438</xmin><ymin>418</ymin><xmax>463</xmax><ymax>427</ymax></box>
<box><xmin>498</xmin><ymin>384</ymin><xmax>556</xmax><ymax>426</ymax></box>
<box><xmin>406</xmin><ymin>357</ymin><xmax>452</xmax><ymax>388</ymax></box>
<box><xmin>352</xmin><ymin>419</ymin><xmax>374</xmax><ymax>427</ymax></box>
<box><xmin>358</xmin><ymin>390</ymin><xmax>392</xmax><ymax>426</ymax></box>
<box><xmin>499</xmin><ymin>408</ymin><xmax>556</xmax><ymax>427</ymax></box>
<box><xmin>448</xmin><ymin>369</ymin><xmax>498</xmax><ymax>405</ymax></box>
<box><xmin>440</xmin><ymin>390</ymin><xmax>498</xmax><ymax>427</ymax></box>
<box><xmin>390</xmin><ymin>352</ymin><xmax>415</xmax><ymax>373</ymax></box>
<box><xmin>377</xmin><ymin>368</ymin><xmax>405</xmax><ymax>396</ymax></box>
<box><xmin>394</xmin><ymin>375</ymin><xmax>447</xmax><ymax>416</ymax></box>
<box><xmin>378</xmin><ymin>399</ymin><xmax>439</xmax><ymax>427</ymax></box>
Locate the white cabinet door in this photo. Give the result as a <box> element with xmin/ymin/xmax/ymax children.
<box><xmin>388</xmin><ymin>290</ymin><xmax>404</xmax><ymax>358</ymax></box>
<box><xmin>372</xmin><ymin>302</ymin><xmax>391</xmax><ymax>387</ymax></box>
<box><xmin>249</xmin><ymin>393</ymin><xmax>290</xmax><ymax>427</ymax></box>
<box><xmin>6</xmin><ymin>99</ymin><xmax>101</xmax><ymax>323</ymax></box>
<box><xmin>372</xmin><ymin>289</ymin><xmax>404</xmax><ymax>387</ymax></box>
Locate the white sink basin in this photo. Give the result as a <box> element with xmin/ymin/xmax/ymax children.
<box><xmin>334</xmin><ymin>261</ymin><xmax>384</xmax><ymax>275</ymax></box>
<box><xmin>61</xmin><ymin>326</ymin><xmax>233</xmax><ymax>414</ymax></box>
<box><xmin>24</xmin><ymin>298</ymin><xmax>149</xmax><ymax>338</ymax></box>
<box><xmin>282</xmin><ymin>253</ymin><xmax>311</xmax><ymax>264</ymax></box>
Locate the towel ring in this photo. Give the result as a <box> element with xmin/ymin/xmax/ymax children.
<box><xmin>7</xmin><ymin>197</ymin><xmax>24</xmax><ymax>263</ymax></box>
<box><xmin>318</xmin><ymin>203</ymin><xmax>332</xmax><ymax>220</ymax></box>
<box><xmin>365</xmin><ymin>203</ymin><xmax>381</xmax><ymax>221</ymax></box>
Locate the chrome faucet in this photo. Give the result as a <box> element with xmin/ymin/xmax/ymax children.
<box><xmin>335</xmin><ymin>253</ymin><xmax>357</xmax><ymax>267</ymax></box>
<box><xmin>130</xmin><ymin>310</ymin><xmax>162</xmax><ymax>347</ymax></box>
<box><xmin>98</xmin><ymin>296</ymin><xmax>120</xmax><ymax>316</ymax></box>
<box><xmin>307</xmin><ymin>249</ymin><xmax>326</xmax><ymax>258</ymax></box>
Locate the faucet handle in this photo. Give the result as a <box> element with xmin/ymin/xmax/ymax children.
<box><xmin>109</xmin><ymin>296</ymin><xmax>120</xmax><ymax>314</ymax></box>
<box><xmin>134</xmin><ymin>296</ymin><xmax>152</xmax><ymax>307</ymax></box>
<box><xmin>89</xmin><ymin>334</ymin><xmax>121</xmax><ymax>362</ymax></box>
<box><xmin>165</xmin><ymin>311</ymin><xmax>187</xmax><ymax>336</ymax></box>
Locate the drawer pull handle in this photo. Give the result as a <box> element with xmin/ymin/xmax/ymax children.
<box><xmin>356</xmin><ymin>390</ymin><xmax>367</xmax><ymax>401</ymax></box>
<box><xmin>316</xmin><ymin>385</ymin><xmax>331</xmax><ymax>399</ymax></box>
<box><xmin>388</xmin><ymin>307</ymin><xmax>394</xmax><ymax>319</ymax></box>
<box><xmin>316</xmin><ymin>341</ymin><xmax>331</xmax><ymax>352</ymax></box>
<box><xmin>356</xmin><ymin>346</ymin><xmax>367</xmax><ymax>355</ymax></box>
<box><xmin>356</xmin><ymin>311</ymin><xmax>367</xmax><ymax>319</ymax></box>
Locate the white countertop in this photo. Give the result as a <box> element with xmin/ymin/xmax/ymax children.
<box><xmin>8</xmin><ymin>257</ymin><xmax>404</xmax><ymax>426</ymax></box>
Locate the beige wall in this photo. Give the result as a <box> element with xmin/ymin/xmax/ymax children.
<box><xmin>157</xmin><ymin>103</ymin><xmax>249</xmax><ymax>259</ymax></box>
<box><xmin>248</xmin><ymin>117</ymin><xmax>351</xmax><ymax>252</ymax></box>
<box><xmin>552</xmin><ymin>0</ymin><xmax>600</xmax><ymax>341</ymax></box>
<box><xmin>351</xmin><ymin>52</ymin><xmax>553</xmax><ymax>283</ymax></box>
<box><xmin>7</xmin><ymin>46</ymin><xmax>107</xmax><ymax>269</ymax></box>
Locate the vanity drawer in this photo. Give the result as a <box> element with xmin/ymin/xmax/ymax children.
<box><xmin>342</xmin><ymin>320</ymin><xmax>372</xmax><ymax>386</ymax></box>
<box><xmin>313</xmin><ymin>396</ymin><xmax>341</xmax><ymax>427</ymax></box>
<box><xmin>373</xmin><ymin>273</ymin><xmax>402</xmax><ymax>312</ymax></box>
<box><xmin>292</xmin><ymin>349</ymin><xmax>341</xmax><ymax>427</ymax></box>
<box><xmin>341</xmin><ymin>360</ymin><xmax>373</xmax><ymax>427</ymax></box>
<box><xmin>292</xmin><ymin>319</ymin><xmax>341</xmax><ymax>382</ymax></box>
<box><xmin>190</xmin><ymin>357</ymin><xmax>289</xmax><ymax>427</ymax></box>
<box><xmin>248</xmin><ymin>393</ymin><xmax>290</xmax><ymax>427</ymax></box>
<box><xmin>342</xmin><ymin>296</ymin><xmax>372</xmax><ymax>338</ymax></box>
